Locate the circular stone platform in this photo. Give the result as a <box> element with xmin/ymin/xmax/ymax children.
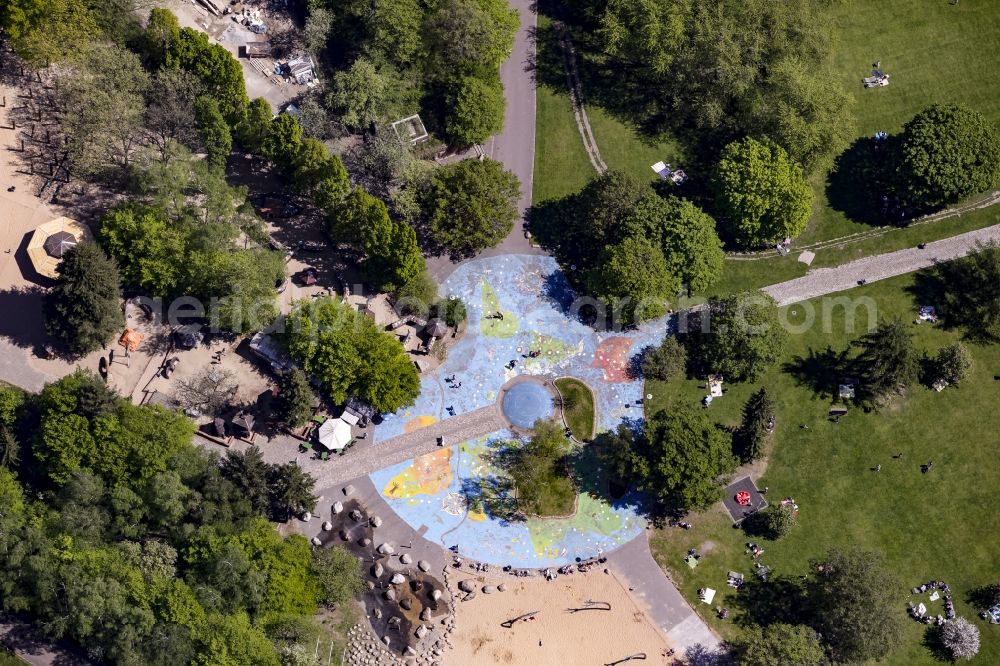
<box><xmin>501</xmin><ymin>380</ymin><xmax>555</xmax><ymax>429</ymax></box>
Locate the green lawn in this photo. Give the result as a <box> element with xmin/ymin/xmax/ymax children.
<box><xmin>586</xmin><ymin>104</ymin><xmax>685</xmax><ymax>186</ymax></box>
<box><xmin>532</xmin><ymin>16</ymin><xmax>595</xmax><ymax>203</ymax></box>
<box><xmin>533</xmin><ymin>1</ymin><xmax>1000</xmax><ymax>292</ymax></box>
<box><xmin>554</xmin><ymin>377</ymin><xmax>596</xmax><ymax>441</ymax></box>
<box><xmin>646</xmin><ymin>275</ymin><xmax>1000</xmax><ymax>663</ymax></box>
<box><xmin>0</xmin><ymin>650</ymin><xmax>24</xmax><ymax>666</ymax></box>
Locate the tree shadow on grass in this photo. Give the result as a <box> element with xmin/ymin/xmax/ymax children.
<box><xmin>920</xmin><ymin>625</ymin><xmax>953</xmax><ymax>663</ymax></box>
<box><xmin>732</xmin><ymin>576</ymin><xmax>811</xmax><ymax>628</ymax></box>
<box><xmin>782</xmin><ymin>346</ymin><xmax>851</xmax><ymax>401</ymax></box>
<box><xmin>825</xmin><ymin>137</ymin><xmax>897</xmax><ymax>226</ymax></box>
<box><xmin>966</xmin><ymin>583</ymin><xmax>999</xmax><ymax>611</ymax></box>
<box><xmin>459</xmin><ymin>475</ymin><xmax>521</xmax><ymax>525</ymax></box>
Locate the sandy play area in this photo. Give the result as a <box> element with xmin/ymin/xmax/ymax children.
<box><xmin>446</xmin><ymin>569</ymin><xmax>671</xmax><ymax>665</ymax></box>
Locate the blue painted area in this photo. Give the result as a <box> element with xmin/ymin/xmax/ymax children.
<box><xmin>369</xmin><ymin>254</ymin><xmax>679</xmax><ymax>566</ymax></box>
<box><xmin>374</xmin><ymin>254</ymin><xmax>674</xmax><ymax>442</ymax></box>
<box><xmin>369</xmin><ymin>429</ymin><xmax>646</xmax><ymax>568</ymax></box>
<box><xmin>502</xmin><ymin>381</ymin><xmax>554</xmax><ymax>428</ymax></box>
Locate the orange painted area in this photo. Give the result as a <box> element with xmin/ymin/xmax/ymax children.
<box><xmin>383</xmin><ymin>448</ymin><xmax>454</xmax><ymax>498</ymax></box>
<box><xmin>591</xmin><ymin>337</ymin><xmax>635</xmax><ymax>383</ymax></box>
<box><xmin>404</xmin><ymin>415</ymin><xmax>438</xmax><ymax>433</ymax></box>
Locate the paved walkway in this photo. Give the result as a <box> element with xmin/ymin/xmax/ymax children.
<box><xmin>1</xmin><ymin>615</ymin><xmax>89</xmax><ymax>665</ymax></box>
<box><xmin>211</xmin><ymin>404</ymin><xmax>508</xmax><ymax>490</ymax></box>
<box><xmin>427</xmin><ymin>0</ymin><xmax>542</xmax><ymax>281</ymax></box>
<box><xmin>606</xmin><ymin>532</ymin><xmax>723</xmax><ymax>657</ymax></box>
<box><xmin>316</xmin><ymin>404</ymin><xmax>505</xmax><ymax>487</ymax></box>
<box><xmin>764</xmin><ymin>223</ymin><xmax>1000</xmax><ymax>306</ymax></box>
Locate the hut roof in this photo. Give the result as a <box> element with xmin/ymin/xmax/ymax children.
<box><xmin>27</xmin><ymin>217</ymin><xmax>94</xmax><ymax>278</ymax></box>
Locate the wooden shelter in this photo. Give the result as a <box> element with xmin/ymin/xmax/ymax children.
<box><xmin>27</xmin><ymin>217</ymin><xmax>93</xmax><ymax>278</ymax></box>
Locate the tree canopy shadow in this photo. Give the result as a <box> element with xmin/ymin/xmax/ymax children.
<box><xmin>966</xmin><ymin>583</ymin><xmax>999</xmax><ymax>611</ymax></box>
<box><xmin>920</xmin><ymin>625</ymin><xmax>952</xmax><ymax>663</ymax></box>
<box><xmin>782</xmin><ymin>346</ymin><xmax>851</xmax><ymax>401</ymax></box>
<box><xmin>0</xmin><ymin>284</ymin><xmax>49</xmax><ymax>352</ymax></box>
<box><xmin>732</xmin><ymin>576</ymin><xmax>810</xmax><ymax>628</ymax></box>
<box><xmin>825</xmin><ymin>136</ymin><xmax>899</xmax><ymax>226</ymax></box>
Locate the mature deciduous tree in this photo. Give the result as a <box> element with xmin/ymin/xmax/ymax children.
<box><xmin>420</xmin><ymin>159</ymin><xmax>520</xmax><ymax>257</ymax></box>
<box><xmin>625</xmin><ymin>193</ymin><xmax>724</xmax><ymax>293</ymax></box>
<box><xmin>57</xmin><ymin>44</ymin><xmax>150</xmax><ymax>179</ymax></box>
<box><xmin>695</xmin><ymin>292</ymin><xmax>787</xmax><ymax>382</ymax></box>
<box><xmin>444</xmin><ymin>74</ymin><xmax>506</xmax><ymax>148</ymax></box>
<box><xmin>1</xmin><ymin>0</ymin><xmax>100</xmax><ymax>65</ymax></box>
<box><xmin>807</xmin><ymin>549</ymin><xmax>903</xmax><ymax>662</ymax></box>
<box><xmin>585</xmin><ymin>236</ymin><xmax>676</xmax><ymax>325</ymax></box>
<box><xmin>942</xmin><ymin>617</ymin><xmax>981</xmax><ymax>661</ymax></box>
<box><xmin>713</xmin><ymin>137</ymin><xmax>813</xmax><ymax>247</ymax></box>
<box><xmin>284</xmin><ymin>298</ymin><xmax>420</xmax><ymax>413</ymax></box>
<box><xmin>311</xmin><ymin>547</ymin><xmax>365</xmax><ymax>608</ymax></box>
<box><xmin>896</xmin><ymin>104</ymin><xmax>1000</xmax><ymax>208</ymax></box>
<box><xmin>424</xmin><ymin>0</ymin><xmax>519</xmax><ymax>71</ymax></box>
<box><xmin>329</xmin><ymin>58</ymin><xmax>389</xmax><ymax>130</ymax></box>
<box><xmin>194</xmin><ymin>96</ymin><xmax>232</xmax><ymax>172</ymax></box>
<box><xmin>731</xmin><ymin>623</ymin><xmax>824</xmax><ymax>666</ymax></box>
<box><xmin>632</xmin><ymin>405</ymin><xmax>737</xmax><ymax>511</ymax></box>
<box><xmin>642</xmin><ymin>336</ymin><xmax>687</xmax><ymax>382</ymax></box>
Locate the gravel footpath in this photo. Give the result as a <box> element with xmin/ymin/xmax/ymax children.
<box><xmin>763</xmin><ymin>223</ymin><xmax>1000</xmax><ymax>306</ymax></box>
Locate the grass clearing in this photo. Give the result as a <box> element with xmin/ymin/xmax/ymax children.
<box><xmin>586</xmin><ymin>105</ymin><xmax>685</xmax><ymax>185</ymax></box>
<box><xmin>533</xmin><ymin>1</ymin><xmax>1000</xmax><ymax>294</ymax></box>
<box><xmin>646</xmin><ymin>274</ymin><xmax>1000</xmax><ymax>663</ymax></box>
<box><xmin>532</xmin><ymin>16</ymin><xmax>594</xmax><ymax>203</ymax></box>
<box><xmin>554</xmin><ymin>377</ymin><xmax>595</xmax><ymax>441</ymax></box>
<box><xmin>0</xmin><ymin>651</ymin><xmax>22</xmax><ymax>666</ymax></box>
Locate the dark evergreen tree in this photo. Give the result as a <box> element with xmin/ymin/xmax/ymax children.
<box><xmin>851</xmin><ymin>318</ymin><xmax>920</xmax><ymax>403</ymax></box>
<box><xmin>44</xmin><ymin>243</ymin><xmax>122</xmax><ymax>356</ymax></box>
<box><xmin>275</xmin><ymin>369</ymin><xmax>315</xmax><ymax>429</ymax></box>
<box><xmin>735</xmin><ymin>387</ymin><xmax>775</xmax><ymax>462</ymax></box>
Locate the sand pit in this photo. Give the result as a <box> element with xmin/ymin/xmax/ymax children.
<box><xmin>447</xmin><ymin>569</ymin><xmax>671</xmax><ymax>665</ymax></box>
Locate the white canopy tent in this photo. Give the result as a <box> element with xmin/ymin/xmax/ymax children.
<box><xmin>317</xmin><ymin>418</ymin><xmax>352</xmax><ymax>451</ymax></box>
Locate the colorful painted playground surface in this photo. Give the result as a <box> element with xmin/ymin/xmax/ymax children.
<box><xmin>374</xmin><ymin>254</ymin><xmax>674</xmax><ymax>441</ymax></box>
<box><xmin>369</xmin><ymin>430</ymin><xmax>645</xmax><ymax>568</ymax></box>
<box><xmin>367</xmin><ymin>254</ymin><xmax>678</xmax><ymax>566</ymax></box>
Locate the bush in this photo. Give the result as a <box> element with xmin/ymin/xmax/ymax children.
<box><xmin>435</xmin><ymin>297</ymin><xmax>468</xmax><ymax>328</ymax></box>
<box><xmin>642</xmin><ymin>337</ymin><xmax>687</xmax><ymax>381</ymax></box>
<box><xmin>762</xmin><ymin>503</ymin><xmax>795</xmax><ymax>539</ymax></box>
<box><xmin>933</xmin><ymin>342</ymin><xmax>972</xmax><ymax>387</ymax></box>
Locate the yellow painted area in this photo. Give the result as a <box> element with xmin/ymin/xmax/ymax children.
<box><xmin>383</xmin><ymin>448</ymin><xmax>453</xmax><ymax>498</ymax></box>
<box><xmin>479</xmin><ymin>280</ymin><xmax>519</xmax><ymax>338</ymax></box>
<box><xmin>467</xmin><ymin>509</ymin><xmax>487</xmax><ymax>522</ymax></box>
<box><xmin>404</xmin><ymin>415</ymin><xmax>438</xmax><ymax>433</ymax></box>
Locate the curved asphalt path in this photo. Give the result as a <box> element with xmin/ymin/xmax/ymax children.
<box><xmin>427</xmin><ymin>0</ymin><xmax>544</xmax><ymax>282</ymax></box>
